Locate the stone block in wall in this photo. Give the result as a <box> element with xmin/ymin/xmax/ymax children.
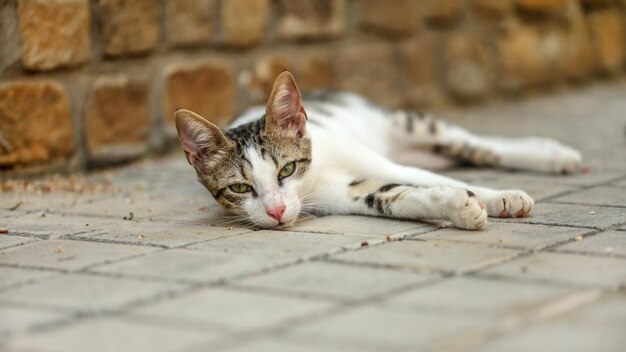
<box><xmin>333</xmin><ymin>44</ymin><xmax>402</xmax><ymax>106</ymax></box>
<box><xmin>472</xmin><ymin>0</ymin><xmax>514</xmax><ymax>18</ymax></box>
<box><xmin>442</xmin><ymin>34</ymin><xmax>492</xmax><ymax>101</ymax></box>
<box><xmin>246</xmin><ymin>55</ymin><xmax>294</xmax><ymax>102</ymax></box>
<box><xmin>163</xmin><ymin>60</ymin><xmax>235</xmax><ymax>128</ymax></box>
<box><xmin>96</xmin><ymin>0</ymin><xmax>160</xmax><ymax>57</ymax></box>
<box><xmin>515</xmin><ymin>0</ymin><xmax>569</xmax><ymax>13</ymax></box>
<box><xmin>1</xmin><ymin>1</ymin><xmax>21</xmax><ymax>74</ymax></box>
<box><xmin>402</xmin><ymin>38</ymin><xmax>446</xmax><ymax>107</ymax></box>
<box><xmin>425</xmin><ymin>0</ymin><xmax>466</xmax><ymax>28</ymax></box>
<box><xmin>166</xmin><ymin>0</ymin><xmax>214</xmax><ymax>47</ymax></box>
<box><xmin>299</xmin><ymin>53</ymin><xmax>333</xmax><ymax>91</ymax></box>
<box><xmin>587</xmin><ymin>9</ymin><xmax>624</xmax><ymax>75</ymax></box>
<box><xmin>84</xmin><ymin>76</ymin><xmax>150</xmax><ymax>162</ymax></box>
<box><xmin>580</xmin><ymin>0</ymin><xmax>617</xmax><ymax>9</ymax></box>
<box><xmin>0</xmin><ymin>81</ymin><xmax>73</xmax><ymax>166</ymax></box>
<box><xmin>358</xmin><ymin>0</ymin><xmax>420</xmax><ymax>37</ymax></box>
<box><xmin>548</xmin><ymin>27</ymin><xmax>595</xmax><ymax>81</ymax></box>
<box><xmin>555</xmin><ymin>2</ymin><xmax>595</xmax><ymax>81</ymax></box>
<box><xmin>275</xmin><ymin>0</ymin><xmax>346</xmax><ymax>41</ymax></box>
<box><xmin>221</xmin><ymin>0</ymin><xmax>268</xmax><ymax>47</ymax></box>
<box><xmin>17</xmin><ymin>0</ymin><xmax>91</xmax><ymax>71</ymax></box>
<box><xmin>498</xmin><ymin>25</ymin><xmax>549</xmax><ymax>91</ymax></box>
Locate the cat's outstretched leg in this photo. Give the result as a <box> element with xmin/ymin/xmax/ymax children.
<box><xmin>310</xmin><ymin>174</ymin><xmax>488</xmax><ymax>230</ymax></box>
<box><xmin>371</xmin><ymin>160</ymin><xmax>535</xmax><ymax>220</ymax></box>
<box><xmin>315</xmin><ymin>149</ymin><xmax>534</xmax><ymax>224</ymax></box>
<box><xmin>386</xmin><ymin>110</ymin><xmax>582</xmax><ymax>174</ymax></box>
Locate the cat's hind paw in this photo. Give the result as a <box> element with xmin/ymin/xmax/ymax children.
<box><xmin>486</xmin><ymin>190</ymin><xmax>534</xmax><ymax>218</ymax></box>
<box><xmin>450</xmin><ymin>190</ymin><xmax>488</xmax><ymax>230</ymax></box>
<box><xmin>553</xmin><ymin>144</ymin><xmax>582</xmax><ymax>174</ymax></box>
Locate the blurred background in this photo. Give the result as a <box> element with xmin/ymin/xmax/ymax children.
<box><xmin>0</xmin><ymin>0</ymin><xmax>624</xmax><ymax>175</ymax></box>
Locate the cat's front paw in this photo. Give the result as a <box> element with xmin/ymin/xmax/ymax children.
<box><xmin>449</xmin><ymin>190</ymin><xmax>488</xmax><ymax>230</ymax></box>
<box><xmin>485</xmin><ymin>190</ymin><xmax>534</xmax><ymax>218</ymax></box>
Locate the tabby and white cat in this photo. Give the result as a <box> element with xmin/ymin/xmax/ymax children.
<box><xmin>175</xmin><ymin>72</ymin><xmax>581</xmax><ymax>230</ymax></box>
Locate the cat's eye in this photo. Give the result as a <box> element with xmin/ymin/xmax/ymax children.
<box><xmin>279</xmin><ymin>162</ymin><xmax>296</xmax><ymax>179</ymax></box>
<box><xmin>229</xmin><ymin>183</ymin><xmax>252</xmax><ymax>193</ymax></box>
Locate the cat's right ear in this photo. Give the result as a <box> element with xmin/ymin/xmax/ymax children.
<box><xmin>175</xmin><ymin>109</ymin><xmax>229</xmax><ymax>173</ymax></box>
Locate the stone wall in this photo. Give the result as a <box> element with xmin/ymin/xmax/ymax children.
<box><xmin>0</xmin><ymin>0</ymin><xmax>624</xmax><ymax>174</ymax></box>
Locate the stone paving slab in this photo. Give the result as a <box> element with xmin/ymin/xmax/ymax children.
<box><xmin>551</xmin><ymin>185</ymin><xmax>626</xmax><ymax>207</ymax></box>
<box><xmin>0</xmin><ymin>266</ymin><xmax>57</xmax><ymax>291</ymax></box>
<box><xmin>157</xmin><ymin>205</ymin><xmax>228</xmax><ymax>224</ymax></box>
<box><xmin>90</xmin><ymin>248</ymin><xmax>278</xmax><ymax>284</ymax></box>
<box><xmin>472</xmin><ymin>293</ymin><xmax>626</xmax><ymax>352</ymax></box>
<box><xmin>0</xmin><ymin>304</ymin><xmax>68</xmax><ymax>335</ymax></box>
<box><xmin>0</xmin><ymin>239</ymin><xmax>158</xmax><ymax>271</ymax></box>
<box><xmin>494</xmin><ymin>202</ymin><xmax>626</xmax><ymax>230</ymax></box>
<box><xmin>57</xmin><ymin>194</ymin><xmax>204</xmax><ymax>220</ymax></box>
<box><xmin>6</xmin><ymin>317</ymin><xmax>216</xmax><ymax>352</ymax></box>
<box><xmin>237</xmin><ymin>261</ymin><xmax>434</xmax><ymax>302</ymax></box>
<box><xmin>0</xmin><ymin>212</ymin><xmax>118</xmax><ymax>239</ymax></box>
<box><xmin>73</xmin><ymin>221</ymin><xmax>250</xmax><ymax>248</ymax></box>
<box><xmin>0</xmin><ymin>273</ymin><xmax>180</xmax><ymax>313</ymax></box>
<box><xmin>0</xmin><ymin>192</ymin><xmax>104</xmax><ymax>213</ymax></box>
<box><xmin>0</xmin><ymin>234</ymin><xmax>39</xmax><ymax>250</ymax></box>
<box><xmin>331</xmin><ymin>239</ymin><xmax>520</xmax><ymax>274</ymax></box>
<box><xmin>188</xmin><ymin>230</ymin><xmax>376</xmax><ymax>258</ymax></box>
<box><xmin>128</xmin><ymin>286</ymin><xmax>334</xmax><ymax>332</ymax></box>
<box><xmin>471</xmin><ymin>178</ymin><xmax>578</xmax><ymax>201</ymax></box>
<box><xmin>418</xmin><ymin>222</ymin><xmax>593</xmax><ymax>250</ymax></box>
<box><xmin>583</xmin><ymin>146</ymin><xmax>626</xmax><ymax>172</ymax></box>
<box><xmin>470</xmin><ymin>171</ymin><xmax>626</xmax><ymax>187</ymax></box>
<box><xmin>554</xmin><ymin>230</ymin><xmax>626</xmax><ymax>257</ymax></box>
<box><xmin>284</xmin><ymin>306</ymin><xmax>489</xmax><ymax>351</ymax></box>
<box><xmin>613</xmin><ymin>178</ymin><xmax>626</xmax><ymax>188</ymax></box>
<box><xmin>289</xmin><ymin>215</ymin><xmax>436</xmax><ymax>238</ymax></box>
<box><xmin>382</xmin><ymin>276</ymin><xmax>574</xmax><ymax>316</ymax></box>
<box><xmin>222</xmin><ymin>336</ymin><xmax>381</xmax><ymax>352</ymax></box>
<box><xmin>479</xmin><ymin>252</ymin><xmax>626</xmax><ymax>288</ymax></box>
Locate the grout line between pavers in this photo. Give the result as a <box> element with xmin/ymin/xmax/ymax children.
<box><xmin>224</xmin><ymin>283</ymin><xmax>355</xmax><ymax>303</ymax></box>
<box><xmin>490</xmin><ymin>218</ymin><xmax>601</xmax><ymax>230</ymax></box>
<box><xmin>0</xmin><ymin>272</ymin><xmax>64</xmax><ymax>295</ymax></box>
<box><xmin>407</xmin><ymin>227</ymin><xmax>599</xmax><ymax>252</ymax></box>
<box><xmin>538</xmin><ymin>175</ymin><xmax>626</xmax><ymax>203</ymax></box>
<box><xmin>548</xmin><ymin>248</ymin><xmax>626</xmax><ymax>259</ymax></box>
<box><xmin>469</xmin><ymin>270</ymin><xmax>626</xmax><ymax>292</ymax></box>
<box><xmin>548</xmin><ymin>201</ymin><xmax>626</xmax><ymax>209</ymax></box>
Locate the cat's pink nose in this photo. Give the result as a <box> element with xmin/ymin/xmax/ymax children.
<box><xmin>266</xmin><ymin>204</ymin><xmax>285</xmax><ymax>221</ymax></box>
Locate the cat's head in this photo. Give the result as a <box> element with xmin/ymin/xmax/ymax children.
<box><xmin>175</xmin><ymin>71</ymin><xmax>311</xmax><ymax>228</ymax></box>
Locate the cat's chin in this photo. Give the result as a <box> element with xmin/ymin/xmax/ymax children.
<box><xmin>274</xmin><ymin>220</ymin><xmax>296</xmax><ymax>229</ymax></box>
<box><xmin>252</xmin><ymin>218</ymin><xmax>296</xmax><ymax>230</ymax></box>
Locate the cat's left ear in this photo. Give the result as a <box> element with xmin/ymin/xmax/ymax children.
<box><xmin>265</xmin><ymin>71</ymin><xmax>307</xmax><ymax>137</ymax></box>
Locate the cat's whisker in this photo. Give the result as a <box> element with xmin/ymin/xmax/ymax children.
<box><xmin>298</xmin><ymin>211</ymin><xmax>319</xmax><ymax>220</ymax></box>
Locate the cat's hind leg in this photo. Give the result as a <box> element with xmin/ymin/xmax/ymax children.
<box><xmin>386</xmin><ymin>110</ymin><xmax>582</xmax><ymax>174</ymax></box>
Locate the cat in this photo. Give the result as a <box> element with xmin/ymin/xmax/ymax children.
<box><xmin>175</xmin><ymin>71</ymin><xmax>582</xmax><ymax>230</ymax></box>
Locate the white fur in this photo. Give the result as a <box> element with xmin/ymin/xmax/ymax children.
<box><xmin>241</xmin><ymin>147</ymin><xmax>302</xmax><ymax>228</ymax></box>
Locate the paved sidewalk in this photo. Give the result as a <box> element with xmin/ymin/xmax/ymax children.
<box><xmin>1</xmin><ymin>83</ymin><xmax>626</xmax><ymax>352</ymax></box>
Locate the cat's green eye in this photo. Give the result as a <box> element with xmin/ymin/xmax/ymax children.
<box><xmin>279</xmin><ymin>162</ymin><xmax>296</xmax><ymax>179</ymax></box>
<box><xmin>229</xmin><ymin>183</ymin><xmax>251</xmax><ymax>193</ymax></box>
